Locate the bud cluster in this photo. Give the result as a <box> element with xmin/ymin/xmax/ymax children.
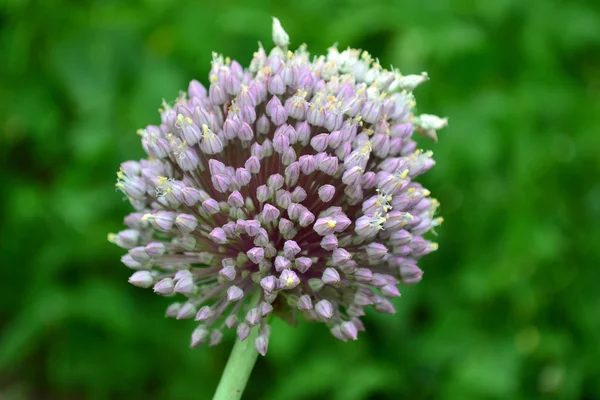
<box><xmin>110</xmin><ymin>18</ymin><xmax>446</xmax><ymax>355</ymax></box>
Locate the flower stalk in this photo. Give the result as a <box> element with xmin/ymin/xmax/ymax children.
<box><xmin>212</xmin><ymin>322</ymin><xmax>260</xmax><ymax>400</ymax></box>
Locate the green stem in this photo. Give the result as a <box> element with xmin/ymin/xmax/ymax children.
<box><xmin>212</xmin><ymin>295</ymin><xmax>261</xmax><ymax>400</ymax></box>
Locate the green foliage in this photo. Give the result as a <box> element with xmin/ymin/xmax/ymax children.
<box><xmin>1</xmin><ymin>0</ymin><xmax>599</xmax><ymax>398</ymax></box>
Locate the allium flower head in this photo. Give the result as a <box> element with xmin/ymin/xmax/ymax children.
<box><xmin>110</xmin><ymin>18</ymin><xmax>446</xmax><ymax>355</ymax></box>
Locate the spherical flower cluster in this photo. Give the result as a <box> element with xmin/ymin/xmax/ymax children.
<box><xmin>109</xmin><ymin>19</ymin><xmax>446</xmax><ymax>355</ymax></box>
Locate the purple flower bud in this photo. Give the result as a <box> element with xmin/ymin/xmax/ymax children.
<box><xmin>227</xmin><ymin>285</ymin><xmax>244</xmax><ymax>302</ymax></box>
<box><xmin>307</xmin><ymin>105</ymin><xmax>325</xmax><ymax>126</ymax></box>
<box><xmin>211</xmin><ymin>174</ymin><xmax>231</xmax><ymax>193</ymax></box>
<box><xmin>298</xmin><ymin>210</ymin><xmax>315</xmax><ymax>227</ymax></box>
<box><xmin>209</xmin><ymin>330</ymin><xmax>224</xmax><ymax>347</ymax></box>
<box><xmin>335</xmin><ymin>141</ymin><xmax>352</xmax><ymax>161</ymax></box>
<box><xmin>121</xmin><ymin>254</ymin><xmax>143</xmax><ymax>269</ymax></box>
<box><xmin>242</xmin><ymin>105</ymin><xmax>259</xmax><ymax>126</ymax></box>
<box><xmin>330</xmin><ymin>325</ymin><xmax>347</xmax><ymax>342</ymax></box>
<box><xmin>224</xmin><ymin>73</ymin><xmax>241</xmax><ymax>95</ymax></box>
<box><xmin>390</xmin><ymin>230</ymin><xmax>412</xmax><ymax>246</ymax></box>
<box><xmin>365</xmin><ymin>243</ymin><xmax>388</xmax><ymax>260</ymax></box>
<box><xmin>260</xmin><ymin>302</ymin><xmax>273</xmax><ymax>316</ymax></box>
<box><xmin>354</xmin><ymin>268</ymin><xmax>373</xmax><ymax>282</ymax></box>
<box><xmin>360</xmin><ymin>171</ymin><xmax>377</xmax><ymax>189</ymax></box>
<box><xmin>262</xmin><ymin>204</ymin><xmax>280</xmax><ymax>222</ymax></box>
<box><xmin>299</xmin><ymin>155</ymin><xmax>316</xmax><ymax>175</ymax></box>
<box><xmin>324</xmin><ymin>110</ymin><xmax>343</xmax><ymax>132</ymax></box>
<box><xmin>273</xmin><ymin>131</ymin><xmax>290</xmax><ymax>153</ymax></box>
<box><xmin>208</xmin><ymin>227</ymin><xmax>228</xmax><ymax>244</ymax></box>
<box><xmin>237</xmin><ymin>323</ymin><xmax>251</xmax><ymax>341</ymax></box>
<box><xmin>374</xmin><ymin>299</ymin><xmax>396</xmax><ymax>314</ymax></box>
<box><xmin>199</xmin><ymin>200</ymin><xmax>220</xmax><ymax>217</ymax></box>
<box><xmin>371</xmin><ymin>273</ymin><xmax>388</xmax><ymax>287</ymax></box>
<box><xmin>318</xmin><ymin>155</ymin><xmax>338</xmax><ymax>175</ymax></box>
<box><xmin>227</xmin><ymin>191</ymin><xmax>244</xmax><ymax>208</ymax></box>
<box><xmin>175</xmin><ymin>214</ymin><xmax>198</xmax><ymax>234</ymax></box>
<box><xmin>256</xmin><ymin>185</ymin><xmax>271</xmax><ymax>203</ymax></box>
<box><xmin>223</xmin><ymin>118</ymin><xmax>240</xmax><ymax>140</ymax></box>
<box><xmin>247</xmin><ymin>247</ymin><xmax>265</xmax><ymax>264</ymax></box>
<box><xmin>225</xmin><ymin>315</ymin><xmax>238</xmax><ymax>328</ymax></box>
<box><xmin>297</xmin><ymin>294</ymin><xmax>313</xmax><ymax>310</ymax></box>
<box><xmin>284</xmin><ymin>162</ymin><xmax>300</xmax><ymax>186</ymax></box>
<box><xmin>268</xmin><ymin>73</ymin><xmax>286</xmax><ymax>95</ymax></box>
<box><xmin>296</xmin><ymin>121</ymin><xmax>311</xmax><ymax>144</ymax></box>
<box><xmin>278</xmin><ymin>218</ymin><xmax>294</xmax><ymax>237</ymax></box>
<box><xmin>332</xmin><ymin>248</ymin><xmax>352</xmax><ymax>265</ymax></box>
<box><xmin>219</xmin><ymin>265</ymin><xmax>236</xmax><ymax>281</ymax></box>
<box><xmin>255</xmin><ymin>334</ymin><xmax>269</xmax><ymax>356</ymax></box>
<box><xmin>318</xmin><ymin>185</ymin><xmax>335</xmax><ymax>202</ymax></box>
<box><xmin>242</xmin><ymin>158</ymin><xmax>259</xmax><ymax>176</ymax></box>
<box><xmin>327</xmin><ymin>130</ymin><xmax>342</xmax><ymax>149</ymax></box>
<box><xmin>310</xmin><ymin>133</ymin><xmax>329</xmax><ymax>152</ymax></box>
<box><xmin>188</xmin><ymin>80</ymin><xmax>207</xmax><ymax>98</ymax></box>
<box><xmin>262</xmin><ymin>138</ymin><xmax>274</xmax><ymax>157</ymax></box>
<box><xmin>237</xmin><ymin>122</ymin><xmax>254</xmax><ymax>141</ymax></box>
<box><xmin>279</xmin><ymin>269</ymin><xmax>300</xmax><ymax>289</ymax></box>
<box><xmin>287</xmin><ymin>203</ymin><xmax>302</xmax><ymax>220</ymax></box>
<box><xmin>399</xmin><ymin>263</ymin><xmax>424</xmax><ymax>285</ymax></box>
<box><xmin>143</xmin><ymin>211</ymin><xmax>176</xmax><ymax>232</ymax></box>
<box><xmin>191</xmin><ymin>327</ymin><xmax>209</xmax><ymax>348</ymax></box>
<box><xmin>274</xmin><ymin>255</ymin><xmax>291</xmax><ymax>272</ymax></box>
<box><xmin>209</xmin><ymin>83</ymin><xmax>227</xmax><ymax>105</ymax></box>
<box><xmin>128</xmin><ymin>271</ymin><xmax>154</xmax><ymax>288</ymax></box>
<box><xmin>254</xmin><ymin>228</ymin><xmax>269</xmax><ymax>247</ymax></box>
<box><xmin>318</xmin><ymin>236</ymin><xmax>337</xmax><ymax>253</ymax></box>
<box><xmin>342</xmin><ymin>166</ymin><xmax>364</xmax><ymax>186</ymax></box>
<box><xmin>129</xmin><ymin>246</ymin><xmax>150</xmax><ymax>263</ymax></box>
<box><xmin>267</xmin><ymin>103</ymin><xmax>288</xmax><ymax>126</ymax></box>
<box><xmin>322</xmin><ymin>267</ymin><xmax>341</xmax><ymax>284</ymax></box>
<box><xmin>195</xmin><ymin>306</ymin><xmax>213</xmax><ymax>321</ymax></box>
<box><xmin>255</xmin><ymin>113</ymin><xmax>270</xmax><ymax>135</ymax></box>
<box><xmin>281</xmin><ymin>240</ymin><xmax>299</xmax><ymax>259</ymax></box>
<box><xmin>250</xmin><ymin>142</ymin><xmax>265</xmax><ymax>159</ymax></box>
<box><xmin>267</xmin><ymin>174</ymin><xmax>284</xmax><ymax>190</ymax></box>
<box><xmin>281</xmin><ymin>147</ymin><xmax>297</xmax><ymax>165</ymax></box>
<box><xmin>260</xmin><ymin>275</ymin><xmax>277</xmax><ymax>292</ymax></box>
<box><xmin>153</xmin><ymin>278</ymin><xmax>174</xmax><ymax>295</ymax></box>
<box><xmin>221</xmin><ymin>221</ymin><xmax>235</xmax><ymax>237</ymax></box>
<box><xmin>174</xmin><ymin>276</ymin><xmax>196</xmax><ymax>295</ymax></box>
<box><xmin>315</xmin><ymin>299</ymin><xmax>333</xmax><ymax>319</ymax></box>
<box><xmin>285</xmin><ymin>96</ymin><xmax>307</xmax><ymax>120</ymax></box>
<box><xmin>124</xmin><ymin>213</ymin><xmax>146</xmax><ymax>229</ymax></box>
<box><xmin>234</xmin><ymin>169</ymin><xmax>251</xmax><ymax>187</ymax></box>
<box><xmin>290</xmin><ymin>187</ymin><xmax>306</xmax><ymax>202</ymax></box>
<box><xmin>381</xmin><ymin>284</ymin><xmax>401</xmax><ymax>298</ymax></box>
<box><xmin>166</xmin><ymin>302</ymin><xmax>182</xmax><ymax>318</ymax></box>
<box><xmin>246</xmin><ymin>308</ymin><xmax>261</xmax><ymax>326</ymax></box>
<box><xmin>340</xmin><ymin>321</ymin><xmax>358</xmax><ymax>340</ymax></box>
<box><xmin>295</xmin><ymin>257</ymin><xmax>312</xmax><ymax>273</ymax></box>
<box><xmin>176</xmin><ymin>302</ymin><xmax>197</xmax><ymax>320</ymax></box>
<box><xmin>144</xmin><ymin>242</ymin><xmax>165</xmax><ymax>258</ymax></box>
<box><xmin>176</xmin><ymin>144</ymin><xmax>200</xmax><ymax>171</ymax></box>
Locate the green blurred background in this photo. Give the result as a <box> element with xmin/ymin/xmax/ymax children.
<box><xmin>1</xmin><ymin>0</ymin><xmax>599</xmax><ymax>399</ymax></box>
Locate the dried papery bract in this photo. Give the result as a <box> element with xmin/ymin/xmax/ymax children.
<box><xmin>109</xmin><ymin>18</ymin><xmax>446</xmax><ymax>355</ymax></box>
